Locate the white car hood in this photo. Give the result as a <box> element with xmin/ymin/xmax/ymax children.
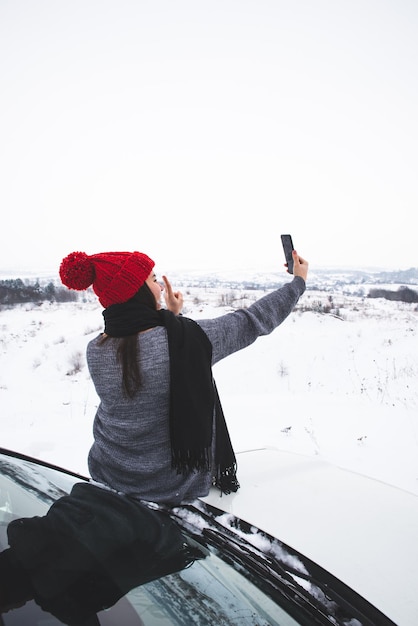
<box><xmin>203</xmin><ymin>447</ymin><xmax>418</xmax><ymax>626</ymax></box>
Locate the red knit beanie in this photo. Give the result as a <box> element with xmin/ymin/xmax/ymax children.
<box><xmin>59</xmin><ymin>251</ymin><xmax>155</xmax><ymax>308</ymax></box>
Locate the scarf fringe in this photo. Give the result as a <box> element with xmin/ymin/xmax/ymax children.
<box><xmin>214</xmin><ymin>464</ymin><xmax>240</xmax><ymax>495</ymax></box>
<box><xmin>171</xmin><ymin>448</ymin><xmax>212</xmax><ymax>475</ymax></box>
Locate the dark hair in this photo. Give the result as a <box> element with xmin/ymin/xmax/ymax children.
<box><xmin>116</xmin><ymin>282</ymin><xmax>157</xmax><ymax>398</ymax></box>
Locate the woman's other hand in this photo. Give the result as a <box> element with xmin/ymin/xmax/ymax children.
<box><xmin>163</xmin><ymin>276</ymin><xmax>184</xmax><ymax>315</ymax></box>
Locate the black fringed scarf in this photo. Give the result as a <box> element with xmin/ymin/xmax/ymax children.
<box><xmin>103</xmin><ymin>296</ymin><xmax>239</xmax><ymax>495</ymax></box>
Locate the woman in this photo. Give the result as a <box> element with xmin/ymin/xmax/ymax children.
<box><xmin>59</xmin><ymin>249</ymin><xmax>308</xmax><ymax>506</ymax></box>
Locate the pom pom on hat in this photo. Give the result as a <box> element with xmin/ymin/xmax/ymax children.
<box><xmin>59</xmin><ymin>251</ymin><xmax>95</xmax><ymax>290</ymax></box>
<box><xmin>59</xmin><ymin>250</ymin><xmax>155</xmax><ymax>307</ymax></box>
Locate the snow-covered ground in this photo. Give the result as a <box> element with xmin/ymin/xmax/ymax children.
<box><xmin>1</xmin><ymin>276</ymin><xmax>417</xmax><ymax>497</ymax></box>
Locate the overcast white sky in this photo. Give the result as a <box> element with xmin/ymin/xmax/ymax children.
<box><xmin>1</xmin><ymin>0</ymin><xmax>417</xmax><ymax>275</ymax></box>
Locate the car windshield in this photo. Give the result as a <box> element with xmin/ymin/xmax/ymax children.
<box><xmin>0</xmin><ymin>452</ymin><xmax>301</xmax><ymax>626</ymax></box>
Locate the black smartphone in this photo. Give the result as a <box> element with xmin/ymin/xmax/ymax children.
<box><xmin>281</xmin><ymin>234</ymin><xmax>294</xmax><ymax>274</ymax></box>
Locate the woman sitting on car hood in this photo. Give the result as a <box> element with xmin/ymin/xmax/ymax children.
<box><xmin>59</xmin><ymin>248</ymin><xmax>308</xmax><ymax>506</ymax></box>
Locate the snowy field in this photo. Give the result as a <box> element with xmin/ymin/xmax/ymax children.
<box><xmin>1</xmin><ymin>276</ymin><xmax>417</xmax><ymax>497</ymax></box>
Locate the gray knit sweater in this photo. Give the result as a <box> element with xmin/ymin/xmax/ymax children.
<box><xmin>87</xmin><ymin>276</ymin><xmax>305</xmax><ymax>505</ymax></box>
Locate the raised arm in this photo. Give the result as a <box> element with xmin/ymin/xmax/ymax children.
<box><xmin>199</xmin><ymin>274</ymin><xmax>306</xmax><ymax>365</ymax></box>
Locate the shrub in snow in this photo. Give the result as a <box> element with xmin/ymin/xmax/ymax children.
<box><xmin>67</xmin><ymin>351</ymin><xmax>84</xmax><ymax>376</ymax></box>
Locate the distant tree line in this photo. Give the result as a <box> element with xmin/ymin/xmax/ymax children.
<box><xmin>368</xmin><ymin>286</ymin><xmax>418</xmax><ymax>303</ymax></box>
<box><xmin>0</xmin><ymin>279</ymin><xmax>79</xmax><ymax>305</ymax></box>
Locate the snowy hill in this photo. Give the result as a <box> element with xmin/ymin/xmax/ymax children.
<box><xmin>0</xmin><ymin>270</ymin><xmax>417</xmax><ymax>498</ymax></box>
